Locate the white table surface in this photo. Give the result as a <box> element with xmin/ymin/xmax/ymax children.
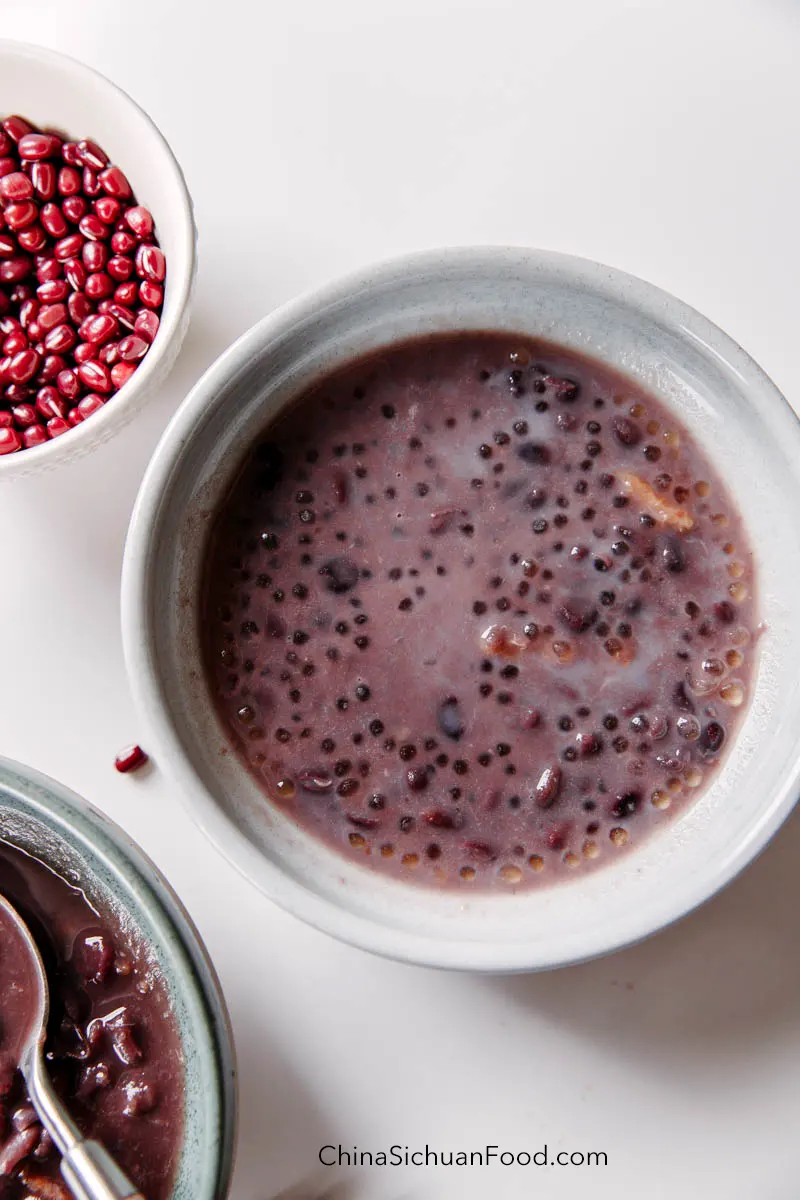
<box><xmin>2</xmin><ymin>1</ymin><xmax>799</xmax><ymax>1197</ymax></box>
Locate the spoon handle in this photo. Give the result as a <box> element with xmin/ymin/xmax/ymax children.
<box><xmin>60</xmin><ymin>1139</ymin><xmax>144</xmax><ymax>1200</ymax></box>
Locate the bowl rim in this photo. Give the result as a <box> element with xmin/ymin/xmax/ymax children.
<box><xmin>122</xmin><ymin>245</ymin><xmax>800</xmax><ymax>972</ymax></box>
<box><xmin>0</xmin><ymin>754</ymin><xmax>238</xmax><ymax>1196</ymax></box>
<box><xmin>0</xmin><ymin>37</ymin><xmax>196</xmax><ymax>477</ymax></box>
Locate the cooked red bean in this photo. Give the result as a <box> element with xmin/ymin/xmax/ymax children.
<box><xmin>114</xmin><ymin>744</ymin><xmax>148</xmax><ymax>773</ymax></box>
<box><xmin>0</xmin><ymin>116</ymin><xmax>165</xmax><ymax>452</ymax></box>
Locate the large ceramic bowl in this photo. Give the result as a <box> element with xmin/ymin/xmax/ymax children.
<box><xmin>0</xmin><ymin>757</ymin><xmax>236</xmax><ymax>1196</ymax></box>
<box><xmin>0</xmin><ymin>39</ymin><xmax>196</xmax><ymax>478</ymax></box>
<box><xmin>122</xmin><ymin>247</ymin><xmax>800</xmax><ymax>972</ymax></box>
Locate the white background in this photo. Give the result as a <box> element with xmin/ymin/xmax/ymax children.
<box><xmin>1</xmin><ymin>1</ymin><xmax>799</xmax><ymax>1197</ymax></box>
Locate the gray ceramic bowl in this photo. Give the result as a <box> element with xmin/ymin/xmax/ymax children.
<box><xmin>122</xmin><ymin>247</ymin><xmax>800</xmax><ymax>971</ymax></box>
<box><xmin>0</xmin><ymin>756</ymin><xmax>236</xmax><ymax>1198</ymax></box>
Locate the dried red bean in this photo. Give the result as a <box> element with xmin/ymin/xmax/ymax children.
<box><xmin>46</xmin><ymin>415</ymin><xmax>71</xmax><ymax>438</ymax></box>
<box><xmin>44</xmin><ymin>323</ymin><xmax>77</xmax><ymax>354</ymax></box>
<box><xmin>18</xmin><ymin>225</ymin><xmax>48</xmax><ymax>253</ymax></box>
<box><xmin>111</xmin><ymin>229</ymin><xmax>136</xmax><ymax>254</ymax></box>
<box><xmin>39</xmin><ymin>353</ymin><xmax>66</xmax><ymax>380</ymax></box>
<box><xmin>135</xmin><ymin>309</ymin><xmax>159</xmax><ymax>342</ymax></box>
<box><xmin>117</xmin><ymin>334</ymin><xmax>149</xmax><ymax>362</ymax></box>
<box><xmin>64</xmin><ymin>258</ymin><xmax>87</xmax><ymax>291</ymax></box>
<box><xmin>54</xmin><ymin>232</ymin><xmax>83</xmax><ymax>261</ymax></box>
<box><xmin>37</xmin><ymin>303</ymin><xmax>67</xmax><ymax>334</ymax></box>
<box><xmin>113</xmin><ymin>281</ymin><xmax>138</xmax><ymax>307</ymax></box>
<box><xmin>114</xmin><ymin>743</ymin><xmax>149</xmax><ymax>772</ymax></box>
<box><xmin>79</xmin><ymin>213</ymin><xmax>107</xmax><ymax>241</ymax></box>
<box><xmin>99</xmin><ymin>165</ymin><xmax>132</xmax><ymax>199</ymax></box>
<box><xmin>110</xmin><ymin>361</ymin><xmax>136</xmax><ymax>389</ymax></box>
<box><xmin>85</xmin><ymin>271</ymin><xmax>113</xmax><ymax>300</ymax></box>
<box><xmin>22</xmin><ymin>423</ymin><xmax>47</xmax><ymax>448</ymax></box>
<box><xmin>0</xmin><ymin>119</ymin><xmax>163</xmax><ymax>448</ymax></box>
<box><xmin>107</xmin><ymin>254</ymin><xmax>133</xmax><ymax>281</ymax></box>
<box><xmin>9</xmin><ymin>348</ymin><xmax>39</xmax><ymax>383</ymax></box>
<box><xmin>57</xmin><ymin>165</ymin><xmax>81</xmax><ymax>195</ymax></box>
<box><xmin>37</xmin><ymin>278</ymin><xmax>69</xmax><ymax>303</ymax></box>
<box><xmin>94</xmin><ymin>195</ymin><xmax>120</xmax><ymax>224</ymax></box>
<box><xmin>76</xmin><ymin>139</ymin><xmax>108</xmax><ymax>171</ymax></box>
<box><xmin>36</xmin><ymin>257</ymin><xmax>61</xmax><ymax>283</ymax></box>
<box><xmin>61</xmin><ymin>194</ymin><xmax>88</xmax><ymax>223</ymax></box>
<box><xmin>74</xmin><ymin>342</ymin><xmax>97</xmax><ymax>365</ymax></box>
<box><xmin>55</xmin><ymin>369</ymin><xmax>80</xmax><ymax>400</ymax></box>
<box><xmin>77</xmin><ymin>359</ymin><xmax>111</xmax><ymax>392</ymax></box>
<box><xmin>17</xmin><ymin>133</ymin><xmax>61</xmax><ymax>160</ymax></box>
<box><xmin>3</xmin><ymin>330</ymin><xmax>27</xmax><ymax>355</ymax></box>
<box><xmin>135</xmin><ymin>243</ymin><xmax>166</xmax><ymax>282</ymax></box>
<box><xmin>0</xmin><ymin>257</ymin><xmax>31</xmax><ymax>283</ymax></box>
<box><xmin>139</xmin><ymin>280</ymin><xmax>163</xmax><ymax>308</ymax></box>
<box><xmin>124</xmin><ymin>205</ymin><xmax>153</xmax><ymax>238</ymax></box>
<box><xmin>40</xmin><ymin>202</ymin><xmax>68</xmax><ymax>237</ymax></box>
<box><xmin>31</xmin><ymin>160</ymin><xmax>56</xmax><ymax>200</ymax></box>
<box><xmin>0</xmin><ymin>171</ymin><xmax>33</xmax><ymax>201</ymax></box>
<box><xmin>106</xmin><ymin>302</ymin><xmax>135</xmax><ymax>329</ymax></box>
<box><xmin>4</xmin><ymin>200</ymin><xmax>38</xmax><ymax>230</ymax></box>
<box><xmin>0</xmin><ymin>425</ymin><xmax>21</xmax><ymax>453</ymax></box>
<box><xmin>67</xmin><ymin>296</ymin><xmax>91</xmax><ymax>330</ymax></box>
<box><xmin>82</xmin><ymin>240</ymin><xmax>108</xmax><ymax>272</ymax></box>
<box><xmin>36</xmin><ymin>387</ymin><xmax>65</xmax><ymax>418</ymax></box>
<box><xmin>82</xmin><ymin>167</ymin><xmax>101</xmax><ymax>196</ymax></box>
<box><xmin>78</xmin><ymin>393</ymin><xmax>105</xmax><ymax>417</ymax></box>
<box><xmin>11</xmin><ymin>403</ymin><xmax>37</xmax><ymax>426</ymax></box>
<box><xmin>80</xmin><ymin>314</ymin><xmax>117</xmax><ymax>345</ymax></box>
<box><xmin>2</xmin><ymin>115</ymin><xmax>34</xmax><ymax>142</ymax></box>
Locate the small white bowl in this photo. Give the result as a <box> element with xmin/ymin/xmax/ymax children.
<box><xmin>0</xmin><ymin>39</ymin><xmax>196</xmax><ymax>478</ymax></box>
<box><xmin>122</xmin><ymin>247</ymin><xmax>800</xmax><ymax>972</ymax></box>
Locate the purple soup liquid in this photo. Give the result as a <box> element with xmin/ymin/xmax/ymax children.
<box><xmin>202</xmin><ymin>334</ymin><xmax>758</xmax><ymax>889</ymax></box>
<box><xmin>0</xmin><ymin>839</ymin><xmax>184</xmax><ymax>1199</ymax></box>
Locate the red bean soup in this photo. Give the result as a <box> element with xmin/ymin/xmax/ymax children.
<box><xmin>201</xmin><ymin>333</ymin><xmax>758</xmax><ymax>890</ymax></box>
<box><xmin>0</xmin><ymin>839</ymin><xmax>184</xmax><ymax>1199</ymax></box>
<box><xmin>0</xmin><ymin>114</ymin><xmax>164</xmax><ymax>455</ymax></box>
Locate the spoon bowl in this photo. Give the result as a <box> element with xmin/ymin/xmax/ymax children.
<box><xmin>0</xmin><ymin>893</ymin><xmax>145</xmax><ymax>1200</ymax></box>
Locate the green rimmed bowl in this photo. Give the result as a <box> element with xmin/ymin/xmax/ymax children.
<box><xmin>0</xmin><ymin>756</ymin><xmax>236</xmax><ymax>1198</ymax></box>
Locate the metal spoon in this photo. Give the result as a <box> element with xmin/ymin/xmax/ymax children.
<box><xmin>0</xmin><ymin>893</ymin><xmax>145</xmax><ymax>1200</ymax></box>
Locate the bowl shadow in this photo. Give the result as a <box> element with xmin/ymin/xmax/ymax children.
<box><xmin>489</xmin><ymin>807</ymin><xmax>800</xmax><ymax>1078</ymax></box>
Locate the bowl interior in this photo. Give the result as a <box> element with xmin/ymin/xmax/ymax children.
<box><xmin>0</xmin><ymin>757</ymin><xmax>235</xmax><ymax>1197</ymax></box>
<box><xmin>125</xmin><ymin>248</ymin><xmax>800</xmax><ymax>970</ymax></box>
<box><xmin>0</xmin><ymin>40</ymin><xmax>194</xmax><ymax>472</ymax></box>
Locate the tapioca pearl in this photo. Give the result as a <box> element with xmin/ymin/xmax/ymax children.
<box><xmin>609</xmin><ymin>827</ymin><xmax>629</xmax><ymax>847</ymax></box>
<box><xmin>499</xmin><ymin>864</ymin><xmax>523</xmax><ymax>885</ymax></box>
<box><xmin>719</xmin><ymin>680</ymin><xmax>745</xmax><ymax>707</ymax></box>
<box><xmin>563</xmin><ymin>852</ymin><xmax>581</xmax><ymax>869</ymax></box>
<box><xmin>728</xmin><ymin>581</ymin><xmax>748</xmax><ymax>603</ymax></box>
<box><xmin>727</xmin><ymin>560</ymin><xmax>746</xmax><ymax>580</ymax></box>
<box><xmin>527</xmin><ymin>855</ymin><xmax>545</xmax><ymax>873</ymax></box>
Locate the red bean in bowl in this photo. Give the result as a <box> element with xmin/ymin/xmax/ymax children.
<box><xmin>0</xmin><ymin>114</ymin><xmax>165</xmax><ymax>456</ymax></box>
